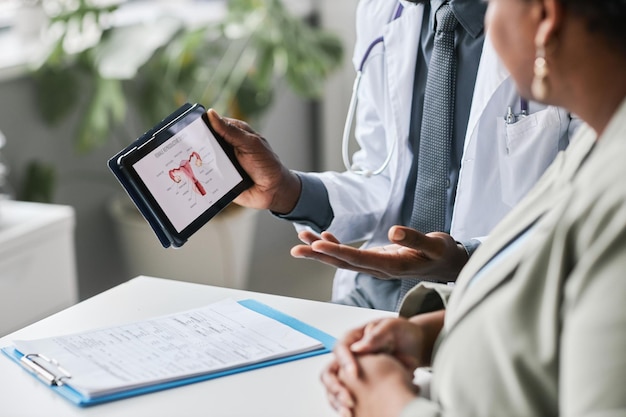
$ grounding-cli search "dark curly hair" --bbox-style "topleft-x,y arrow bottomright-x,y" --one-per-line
562,0 -> 626,55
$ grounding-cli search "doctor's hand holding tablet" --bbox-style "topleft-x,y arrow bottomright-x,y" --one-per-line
205,109 -> 303,216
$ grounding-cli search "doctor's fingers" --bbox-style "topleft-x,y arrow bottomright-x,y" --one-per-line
207,109 -> 270,150
319,231 -> 341,243
296,230 -> 322,245
208,109 -> 257,133
388,226 -> 452,259
290,244 -> 395,279
309,240 -> 423,278
297,230 -> 341,246
225,117 -> 253,132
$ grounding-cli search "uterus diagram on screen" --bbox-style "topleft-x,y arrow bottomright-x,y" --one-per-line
166,147 -> 223,202
169,151 -> 208,196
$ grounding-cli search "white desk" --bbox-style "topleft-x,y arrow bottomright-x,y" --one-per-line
0,200 -> 78,336
0,276 -> 395,417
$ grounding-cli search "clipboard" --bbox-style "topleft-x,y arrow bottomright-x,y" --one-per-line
108,103 -> 252,248
1,299 -> 336,407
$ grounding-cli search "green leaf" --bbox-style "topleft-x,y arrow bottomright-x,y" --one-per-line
75,77 -> 126,153
235,75 -> 274,120
252,42 -> 276,92
19,160 -> 57,203
33,67 -> 81,125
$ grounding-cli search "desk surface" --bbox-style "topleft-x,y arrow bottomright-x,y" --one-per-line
0,276 -> 394,417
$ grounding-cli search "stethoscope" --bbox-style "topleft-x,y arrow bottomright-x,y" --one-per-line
343,3 -> 530,177
342,5 -> 404,177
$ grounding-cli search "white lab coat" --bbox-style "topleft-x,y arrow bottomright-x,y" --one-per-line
300,0 -> 576,300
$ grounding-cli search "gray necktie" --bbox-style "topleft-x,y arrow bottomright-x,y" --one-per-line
397,3 -> 458,310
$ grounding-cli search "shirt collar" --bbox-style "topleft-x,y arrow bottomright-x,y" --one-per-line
427,0 -> 486,39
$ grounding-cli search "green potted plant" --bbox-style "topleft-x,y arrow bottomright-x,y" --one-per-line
27,0 -> 342,155
20,0 -> 343,288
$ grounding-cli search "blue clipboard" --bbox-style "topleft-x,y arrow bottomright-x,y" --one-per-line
1,299 -> 336,407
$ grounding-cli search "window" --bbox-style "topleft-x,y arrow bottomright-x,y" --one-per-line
0,1 -> 19,30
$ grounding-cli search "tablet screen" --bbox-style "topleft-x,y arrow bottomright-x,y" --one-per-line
131,113 -> 244,233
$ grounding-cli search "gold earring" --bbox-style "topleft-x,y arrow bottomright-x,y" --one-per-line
531,44 -> 549,101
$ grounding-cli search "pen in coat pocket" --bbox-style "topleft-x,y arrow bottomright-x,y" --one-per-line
505,98 -> 530,124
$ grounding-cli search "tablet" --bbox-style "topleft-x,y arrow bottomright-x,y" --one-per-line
108,103 -> 252,248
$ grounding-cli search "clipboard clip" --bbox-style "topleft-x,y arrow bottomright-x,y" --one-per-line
20,353 -> 72,386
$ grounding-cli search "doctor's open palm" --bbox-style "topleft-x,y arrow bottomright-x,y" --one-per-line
291,226 -> 468,283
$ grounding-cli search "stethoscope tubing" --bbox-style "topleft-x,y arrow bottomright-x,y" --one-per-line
342,38 -> 397,177
342,6 -> 404,177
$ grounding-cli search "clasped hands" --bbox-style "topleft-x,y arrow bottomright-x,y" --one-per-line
321,310 -> 444,417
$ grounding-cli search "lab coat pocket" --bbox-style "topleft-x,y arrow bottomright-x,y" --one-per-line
497,107 -> 561,207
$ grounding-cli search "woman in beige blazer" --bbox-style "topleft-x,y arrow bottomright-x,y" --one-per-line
321,0 -> 626,416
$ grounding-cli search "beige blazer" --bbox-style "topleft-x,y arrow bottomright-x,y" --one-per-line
399,98 -> 626,417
